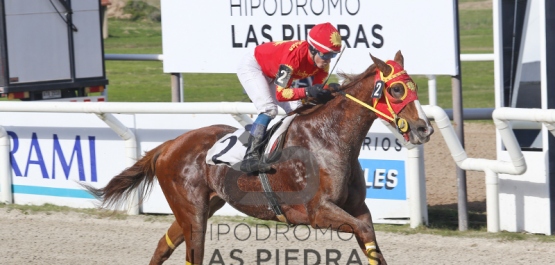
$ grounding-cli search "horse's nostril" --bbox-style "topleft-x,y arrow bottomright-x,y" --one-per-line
417,125 -> 433,136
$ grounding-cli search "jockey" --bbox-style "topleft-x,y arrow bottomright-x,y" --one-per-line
237,22 -> 343,173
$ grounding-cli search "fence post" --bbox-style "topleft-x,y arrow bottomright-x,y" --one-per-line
407,146 -> 425,228
95,113 -> 139,215
485,169 -> 500,232
427,75 -> 437,106
171,73 -> 183,103
0,126 -> 13,204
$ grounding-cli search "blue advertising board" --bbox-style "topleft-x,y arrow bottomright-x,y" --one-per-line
360,159 -> 406,200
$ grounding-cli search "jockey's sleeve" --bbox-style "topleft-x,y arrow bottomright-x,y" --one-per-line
275,85 -> 306,101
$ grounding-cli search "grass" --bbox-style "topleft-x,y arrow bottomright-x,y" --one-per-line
459,9 -> 494,53
101,0 -> 495,109
104,20 -> 249,102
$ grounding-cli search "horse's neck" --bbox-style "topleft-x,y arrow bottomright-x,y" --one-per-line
299,74 -> 378,156
335,80 -> 378,149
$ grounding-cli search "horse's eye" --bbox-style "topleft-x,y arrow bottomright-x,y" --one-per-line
391,86 -> 403,97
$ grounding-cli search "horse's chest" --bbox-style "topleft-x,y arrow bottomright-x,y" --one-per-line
322,163 -> 360,204
321,177 -> 350,204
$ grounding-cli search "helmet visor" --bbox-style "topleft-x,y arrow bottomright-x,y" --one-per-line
317,51 -> 338,60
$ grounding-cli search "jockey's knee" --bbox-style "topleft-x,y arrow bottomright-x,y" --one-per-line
262,107 -> 278,119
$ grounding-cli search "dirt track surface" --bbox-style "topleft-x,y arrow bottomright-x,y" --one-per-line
2,122 -> 555,264
1,205 -> 555,265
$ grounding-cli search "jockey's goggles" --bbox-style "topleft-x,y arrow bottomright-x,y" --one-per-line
317,51 -> 338,60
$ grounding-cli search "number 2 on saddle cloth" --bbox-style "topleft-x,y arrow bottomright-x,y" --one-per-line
205,115 -> 295,168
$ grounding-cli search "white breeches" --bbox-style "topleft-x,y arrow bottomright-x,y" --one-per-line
237,52 -> 301,118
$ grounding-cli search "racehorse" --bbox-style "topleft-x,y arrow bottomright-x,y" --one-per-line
82,51 -> 433,265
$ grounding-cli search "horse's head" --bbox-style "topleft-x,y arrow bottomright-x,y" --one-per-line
368,51 -> 434,144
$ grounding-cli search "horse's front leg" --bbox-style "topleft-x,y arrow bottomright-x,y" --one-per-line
309,202 -> 387,265
348,204 -> 386,265
344,167 -> 388,265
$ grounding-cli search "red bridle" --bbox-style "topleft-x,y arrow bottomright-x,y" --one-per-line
344,60 -> 419,138
371,60 -> 418,122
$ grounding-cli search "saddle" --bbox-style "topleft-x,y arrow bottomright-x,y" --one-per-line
206,114 -> 296,167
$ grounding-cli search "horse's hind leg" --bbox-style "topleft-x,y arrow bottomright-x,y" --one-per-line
149,221 -> 183,265
178,195 -> 226,265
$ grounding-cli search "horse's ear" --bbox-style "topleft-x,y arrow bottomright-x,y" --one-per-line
369,53 -> 392,76
394,50 -> 404,68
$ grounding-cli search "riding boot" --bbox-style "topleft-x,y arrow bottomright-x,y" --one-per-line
240,134 -> 271,173
240,114 -> 272,173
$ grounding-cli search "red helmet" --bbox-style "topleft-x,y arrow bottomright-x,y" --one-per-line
308,23 -> 342,54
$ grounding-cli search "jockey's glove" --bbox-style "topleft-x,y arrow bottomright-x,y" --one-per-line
305,83 -> 339,103
327,83 -> 341,92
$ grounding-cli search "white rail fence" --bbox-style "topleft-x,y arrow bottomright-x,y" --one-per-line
0,102 -> 550,232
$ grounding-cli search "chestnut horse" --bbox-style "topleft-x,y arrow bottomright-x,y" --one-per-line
83,51 -> 433,265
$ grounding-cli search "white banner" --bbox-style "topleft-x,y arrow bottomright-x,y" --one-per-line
162,0 -> 458,75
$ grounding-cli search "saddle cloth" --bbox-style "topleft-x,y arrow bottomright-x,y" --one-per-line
206,115 -> 296,167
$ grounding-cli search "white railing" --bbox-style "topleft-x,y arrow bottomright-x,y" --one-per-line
0,101 -> 541,232
422,106 -> 526,232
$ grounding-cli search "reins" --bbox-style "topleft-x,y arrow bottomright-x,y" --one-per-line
343,90 -> 409,134
304,50 -> 413,134
327,65 -> 411,134
343,94 -> 395,122
322,48 -> 398,123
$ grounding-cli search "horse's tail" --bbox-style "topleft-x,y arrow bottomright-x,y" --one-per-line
81,140 -> 172,209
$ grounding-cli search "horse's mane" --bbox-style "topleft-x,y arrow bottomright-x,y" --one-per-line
293,64 -> 377,116
337,63 -> 377,91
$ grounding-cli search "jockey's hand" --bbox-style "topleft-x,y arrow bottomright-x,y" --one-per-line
326,83 -> 341,92
305,84 -> 334,103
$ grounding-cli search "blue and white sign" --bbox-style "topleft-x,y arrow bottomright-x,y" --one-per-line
2,113 -> 132,208
360,159 -> 406,200
357,121 -> 410,222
